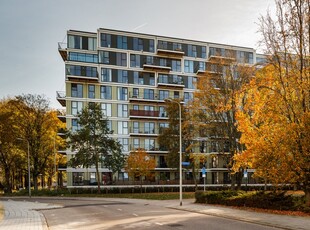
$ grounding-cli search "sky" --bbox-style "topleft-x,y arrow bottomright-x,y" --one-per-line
0,0 -> 275,109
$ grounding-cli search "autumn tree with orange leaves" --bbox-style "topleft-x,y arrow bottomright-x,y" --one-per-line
188,58 -> 254,189
235,0 -> 310,206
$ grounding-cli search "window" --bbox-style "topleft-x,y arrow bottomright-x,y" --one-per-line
159,90 -> 169,100
133,104 -> 139,110
159,106 -> 167,117
106,120 -> 112,132
188,45 -> 197,57
171,60 -> 181,72
159,58 -> 167,66
117,70 -> 128,83
100,51 -> 109,64
144,89 -> 154,100
184,60 -> 194,73
88,85 -> 95,98
68,52 -> 98,63
174,91 -> 179,99
133,88 -> 139,98
184,92 -> 193,103
130,54 -> 140,68
100,86 -> 112,99
118,121 -> 128,134
133,122 -> 139,133
118,138 -> 129,152
144,122 -> 155,134
116,53 -> 127,66
117,35 -> 127,49
88,37 -> 97,51
145,139 -> 155,151
149,40 -> 154,52
101,103 -> 112,117
158,40 -> 168,50
118,104 -> 128,117
159,74 -> 168,84
133,37 -> 143,51
159,123 -> 169,133
66,65 -> 97,77
71,101 -> 83,116
199,62 -> 206,71
101,68 -> 112,82
202,46 -> 207,58
149,76 -> 155,86
101,33 -> 111,47
117,87 -> 128,100
71,84 -> 83,98
133,138 -> 140,150
144,105 -> 154,111
71,119 -> 80,132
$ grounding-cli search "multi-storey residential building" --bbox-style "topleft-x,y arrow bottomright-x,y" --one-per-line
57,28 -> 261,188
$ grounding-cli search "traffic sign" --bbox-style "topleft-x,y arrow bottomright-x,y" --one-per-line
182,162 -> 190,166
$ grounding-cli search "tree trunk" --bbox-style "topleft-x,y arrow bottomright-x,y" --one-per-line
4,167 -> 12,194
304,186 -> 310,207
96,163 -> 101,194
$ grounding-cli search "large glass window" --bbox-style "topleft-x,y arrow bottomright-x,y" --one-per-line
71,101 -> 83,116
117,70 -> 128,83
159,106 -> 167,117
117,87 -> 128,100
71,119 -> 80,132
118,121 -> 128,135
66,65 -> 97,78
88,85 -> 95,98
133,122 -> 139,133
171,60 -> 181,72
101,33 -> 111,47
145,139 -> 155,151
99,51 -> 109,64
144,122 -> 155,134
159,90 -> 169,100
118,104 -> 128,117
184,60 -> 194,73
117,35 -> 127,49
118,138 -> 129,152
149,40 -> 154,52
69,52 -> 98,63
116,53 -> 127,66
130,54 -> 140,68
133,138 -> 140,150
100,86 -> 112,99
184,92 -> 193,103
101,68 -> 112,82
101,103 -> 112,117
144,89 -> 154,100
132,88 -> 139,98
71,84 -> 83,98
133,38 -> 143,51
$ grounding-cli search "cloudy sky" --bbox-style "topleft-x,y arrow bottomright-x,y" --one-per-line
0,0 -> 275,109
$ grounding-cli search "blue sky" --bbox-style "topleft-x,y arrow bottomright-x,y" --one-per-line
0,0 -> 275,109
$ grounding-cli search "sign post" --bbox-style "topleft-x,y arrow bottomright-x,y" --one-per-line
202,167 -> 206,192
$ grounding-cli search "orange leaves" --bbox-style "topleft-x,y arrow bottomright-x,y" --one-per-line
125,149 -> 156,179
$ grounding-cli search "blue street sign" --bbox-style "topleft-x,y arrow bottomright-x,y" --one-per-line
202,167 -> 206,177
182,162 -> 190,166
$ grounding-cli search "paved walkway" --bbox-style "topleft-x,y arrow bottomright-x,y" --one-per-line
0,197 -> 309,230
0,199 -> 61,230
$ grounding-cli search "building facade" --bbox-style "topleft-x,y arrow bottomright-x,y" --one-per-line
57,28 -> 262,187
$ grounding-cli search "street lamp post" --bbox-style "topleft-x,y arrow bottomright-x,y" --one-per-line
17,138 -> 31,198
166,99 -> 182,206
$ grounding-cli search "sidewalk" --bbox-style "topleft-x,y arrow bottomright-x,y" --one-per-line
0,199 -> 62,230
167,199 -> 310,230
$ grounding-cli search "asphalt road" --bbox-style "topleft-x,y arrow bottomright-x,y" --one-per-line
22,197 -> 282,230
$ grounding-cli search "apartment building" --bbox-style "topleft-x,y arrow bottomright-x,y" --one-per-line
57,28 -> 260,187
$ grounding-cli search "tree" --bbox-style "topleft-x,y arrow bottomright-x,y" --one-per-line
0,99 -> 23,193
125,148 -> 156,188
235,0 -> 310,206
10,94 -> 64,192
188,60 -> 254,189
68,103 -> 123,193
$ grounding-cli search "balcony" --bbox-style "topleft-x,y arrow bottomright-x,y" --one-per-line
207,55 -> 236,65
158,78 -> 184,89
129,144 -> 168,153
157,48 -> 184,58
56,91 -> 66,107
58,42 -> 67,61
129,127 -> 159,137
143,64 -> 171,72
129,92 -> 163,103
56,109 -> 66,123
66,75 -> 99,83
129,110 -> 160,118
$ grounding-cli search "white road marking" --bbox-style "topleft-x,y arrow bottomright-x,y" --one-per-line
117,208 -> 122,211
133,213 -> 138,217
155,222 -> 163,226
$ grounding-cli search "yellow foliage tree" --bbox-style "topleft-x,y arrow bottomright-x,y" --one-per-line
235,0 -> 310,206
125,149 -> 156,185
